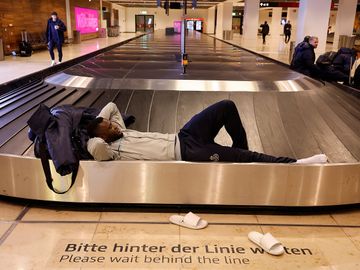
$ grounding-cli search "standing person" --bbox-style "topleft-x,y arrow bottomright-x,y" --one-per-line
283,20 -> 292,43
86,100 -> 327,164
260,21 -> 270,44
46,11 -> 66,66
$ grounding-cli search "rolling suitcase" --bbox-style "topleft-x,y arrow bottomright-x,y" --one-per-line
19,30 -> 32,57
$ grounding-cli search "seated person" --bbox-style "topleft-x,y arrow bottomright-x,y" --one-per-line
332,48 -> 356,76
351,48 -> 360,89
87,100 -> 327,164
318,48 -> 356,83
291,36 -> 322,79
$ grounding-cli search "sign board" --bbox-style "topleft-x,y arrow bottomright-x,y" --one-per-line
75,7 -> 99,34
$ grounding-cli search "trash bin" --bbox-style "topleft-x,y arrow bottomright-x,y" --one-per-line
99,28 -> 107,38
223,30 -> 233,40
73,30 -> 81,44
338,35 -> 356,49
108,26 -> 119,37
289,41 -> 295,64
0,39 -> 4,61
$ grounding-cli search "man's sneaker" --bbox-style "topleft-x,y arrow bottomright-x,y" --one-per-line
51,60 -> 56,66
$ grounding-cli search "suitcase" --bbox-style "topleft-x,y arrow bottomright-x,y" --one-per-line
19,31 -> 32,57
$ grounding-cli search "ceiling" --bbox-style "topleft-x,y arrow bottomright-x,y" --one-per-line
107,0 -> 355,9
108,0 -> 229,9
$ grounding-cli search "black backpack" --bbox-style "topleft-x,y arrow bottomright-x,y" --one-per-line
316,51 -> 338,67
27,105 -> 96,194
27,104 -> 136,194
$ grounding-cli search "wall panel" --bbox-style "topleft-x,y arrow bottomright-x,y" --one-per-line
0,0 -> 65,54
0,0 -> 105,55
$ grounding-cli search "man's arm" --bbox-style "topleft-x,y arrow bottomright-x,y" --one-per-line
59,20 -> 67,32
303,50 -> 317,69
98,102 -> 126,130
87,137 -> 118,161
46,20 -> 50,43
303,50 -> 321,76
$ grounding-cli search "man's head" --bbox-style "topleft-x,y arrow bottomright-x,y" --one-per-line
51,11 -> 58,21
264,21 -> 268,24
303,35 -> 311,43
309,36 -> 319,49
87,117 -> 123,143
287,20 -> 290,24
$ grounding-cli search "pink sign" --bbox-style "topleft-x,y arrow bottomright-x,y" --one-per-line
75,7 -> 99,34
174,21 -> 181,33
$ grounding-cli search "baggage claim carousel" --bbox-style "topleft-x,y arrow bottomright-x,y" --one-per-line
0,31 -> 359,206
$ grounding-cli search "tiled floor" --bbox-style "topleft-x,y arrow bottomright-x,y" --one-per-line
218,34 -> 334,65
0,199 -> 360,269
0,33 -> 139,85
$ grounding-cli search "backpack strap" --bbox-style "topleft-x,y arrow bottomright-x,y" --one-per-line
38,139 -> 78,194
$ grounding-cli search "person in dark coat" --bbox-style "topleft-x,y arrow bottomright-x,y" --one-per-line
46,11 -> 67,66
260,21 -> 270,44
332,48 -> 356,76
291,35 -> 310,64
290,36 -> 322,78
283,20 -> 292,43
316,48 -> 356,83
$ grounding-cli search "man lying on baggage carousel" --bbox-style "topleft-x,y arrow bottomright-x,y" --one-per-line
87,100 -> 328,164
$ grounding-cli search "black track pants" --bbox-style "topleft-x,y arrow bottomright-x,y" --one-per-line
178,100 -> 296,163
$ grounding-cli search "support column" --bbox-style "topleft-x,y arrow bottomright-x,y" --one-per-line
286,7 -> 298,41
296,0 -> 331,53
270,7 -> 282,38
65,0 -> 72,38
100,0 -> 103,21
206,6 -> 216,34
333,0 -> 357,50
215,2 -> 233,39
242,0 -> 260,42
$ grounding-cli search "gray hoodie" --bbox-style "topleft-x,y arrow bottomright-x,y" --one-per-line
87,102 -> 181,161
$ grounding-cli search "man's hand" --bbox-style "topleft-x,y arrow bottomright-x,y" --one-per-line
54,25 -> 59,30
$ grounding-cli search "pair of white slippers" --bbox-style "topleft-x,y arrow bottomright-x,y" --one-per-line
169,212 -> 284,256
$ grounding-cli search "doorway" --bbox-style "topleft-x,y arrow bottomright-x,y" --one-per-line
113,9 -> 119,26
103,11 -> 111,27
135,15 -> 155,32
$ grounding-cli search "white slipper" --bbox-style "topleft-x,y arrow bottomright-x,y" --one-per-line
248,231 -> 284,256
169,212 -> 208,230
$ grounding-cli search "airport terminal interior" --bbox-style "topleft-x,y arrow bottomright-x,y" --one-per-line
0,0 -> 360,269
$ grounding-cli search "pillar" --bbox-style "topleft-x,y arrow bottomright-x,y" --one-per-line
243,0 -> 260,41
270,7 -> 282,38
65,0 -> 72,38
333,0 -> 357,50
207,6 -> 216,34
296,0 -> 331,53
215,2 -> 233,39
100,0 -> 103,21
